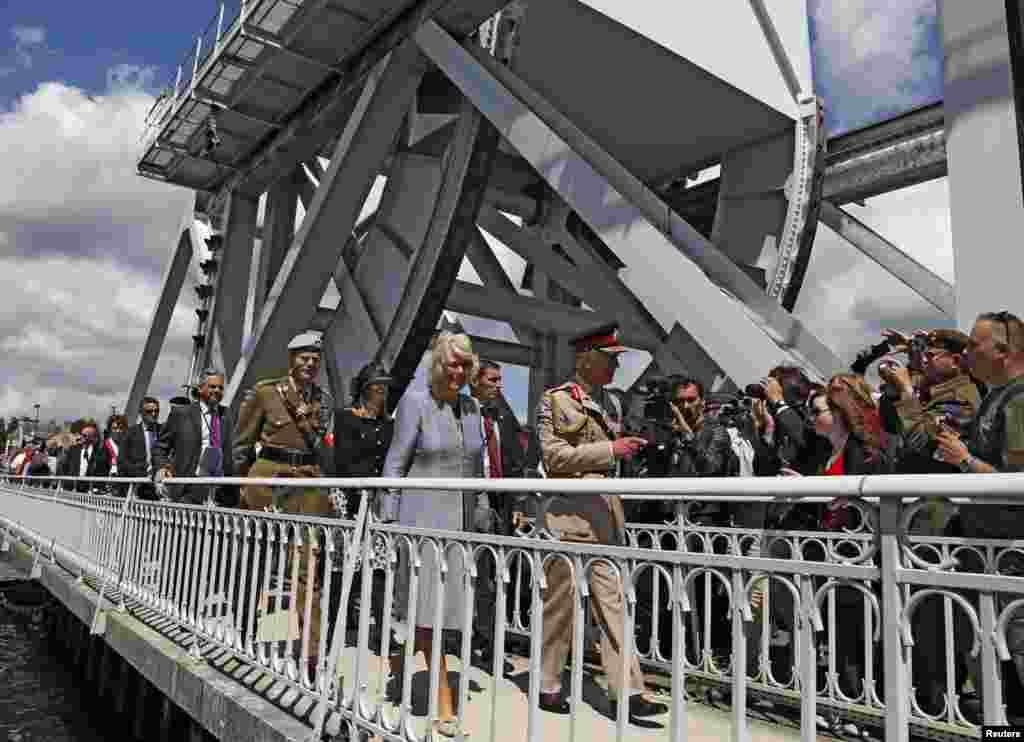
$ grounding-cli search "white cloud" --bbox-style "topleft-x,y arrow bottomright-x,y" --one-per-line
11,26 -> 45,46
107,63 -> 158,93
0,81 -> 195,424
809,0 -> 942,133
11,25 -> 46,69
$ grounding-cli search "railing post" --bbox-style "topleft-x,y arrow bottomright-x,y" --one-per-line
174,65 -> 183,99
978,588 -> 1004,723
879,496 -> 909,742
216,2 -> 226,43
192,36 -> 202,81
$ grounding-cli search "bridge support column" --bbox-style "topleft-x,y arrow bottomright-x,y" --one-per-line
207,191 -> 259,380
133,674 -> 150,740
159,695 -> 174,742
113,655 -> 128,716
246,169 -> 302,349
96,639 -> 110,701
941,0 -> 1024,328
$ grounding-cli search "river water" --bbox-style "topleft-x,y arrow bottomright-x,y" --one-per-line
0,607 -> 106,742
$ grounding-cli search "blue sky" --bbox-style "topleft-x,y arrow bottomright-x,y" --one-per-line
0,1 -> 950,424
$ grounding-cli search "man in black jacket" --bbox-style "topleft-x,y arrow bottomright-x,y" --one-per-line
56,420 -> 110,492
119,397 -> 162,500
471,359 -> 526,528
153,371 -> 236,505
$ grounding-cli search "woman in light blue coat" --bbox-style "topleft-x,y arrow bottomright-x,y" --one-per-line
381,332 -> 486,736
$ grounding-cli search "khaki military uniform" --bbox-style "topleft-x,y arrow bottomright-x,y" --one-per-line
895,373 -> 980,533
536,380 -> 644,698
233,375 -> 334,656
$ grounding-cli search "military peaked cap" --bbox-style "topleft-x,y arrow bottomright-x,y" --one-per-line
570,323 -> 628,354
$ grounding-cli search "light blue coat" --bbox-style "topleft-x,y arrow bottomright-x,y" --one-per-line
381,388 -> 485,631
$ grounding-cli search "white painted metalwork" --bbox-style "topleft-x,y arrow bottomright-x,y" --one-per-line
2,472 -> 1023,742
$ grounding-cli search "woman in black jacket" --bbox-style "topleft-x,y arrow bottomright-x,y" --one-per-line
333,362 -> 395,516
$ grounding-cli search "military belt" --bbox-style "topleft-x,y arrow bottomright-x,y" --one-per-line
259,445 -> 318,467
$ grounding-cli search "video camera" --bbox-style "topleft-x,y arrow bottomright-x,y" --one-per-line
621,376 -> 681,478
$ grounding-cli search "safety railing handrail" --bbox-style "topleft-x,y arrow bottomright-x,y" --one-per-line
7,472 -> 1024,499
3,473 -> 1024,740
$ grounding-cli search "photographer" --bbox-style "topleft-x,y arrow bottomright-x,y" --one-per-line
748,366 -> 827,477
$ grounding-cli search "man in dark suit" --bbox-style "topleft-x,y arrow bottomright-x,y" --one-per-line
153,370 -> 236,506
57,420 -> 111,492
470,359 -> 526,663
119,397 -> 162,500
471,359 -> 526,528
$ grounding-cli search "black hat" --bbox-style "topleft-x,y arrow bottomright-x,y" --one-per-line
351,362 -> 394,402
569,323 -> 627,354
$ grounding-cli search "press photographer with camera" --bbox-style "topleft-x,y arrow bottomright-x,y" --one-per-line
746,366 -> 830,479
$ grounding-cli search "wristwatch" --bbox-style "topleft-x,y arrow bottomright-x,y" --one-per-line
958,455 -> 974,473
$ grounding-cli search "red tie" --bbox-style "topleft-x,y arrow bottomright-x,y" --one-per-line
483,415 -> 503,479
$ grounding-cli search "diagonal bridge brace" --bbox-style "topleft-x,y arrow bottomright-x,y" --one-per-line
415,21 -> 844,384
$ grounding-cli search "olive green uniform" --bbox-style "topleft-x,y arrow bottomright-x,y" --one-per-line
233,375 -> 334,656
536,380 -> 644,698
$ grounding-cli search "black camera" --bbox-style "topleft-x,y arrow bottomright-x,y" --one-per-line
908,334 -> 929,370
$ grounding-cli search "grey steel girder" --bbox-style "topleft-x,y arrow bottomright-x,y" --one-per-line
463,228 -> 532,343
941,0 -> 1024,330
224,43 -> 426,407
823,126 -> 946,206
416,21 -> 843,384
374,99 -> 502,406
125,216 -> 196,418
197,0 -> 511,201
446,281 -> 657,352
246,169 -> 302,345
819,201 -> 955,316
205,192 -> 258,381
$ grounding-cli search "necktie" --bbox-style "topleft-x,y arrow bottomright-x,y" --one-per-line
483,415 -> 503,479
210,412 -> 221,449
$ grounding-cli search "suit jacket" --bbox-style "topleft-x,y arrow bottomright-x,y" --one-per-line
57,443 -> 111,491
153,403 -> 235,503
480,396 -> 525,479
119,422 -> 160,478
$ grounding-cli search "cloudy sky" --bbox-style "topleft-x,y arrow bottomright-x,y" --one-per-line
0,1 -> 947,428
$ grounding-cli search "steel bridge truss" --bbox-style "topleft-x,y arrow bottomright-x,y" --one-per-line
130,0 -> 964,419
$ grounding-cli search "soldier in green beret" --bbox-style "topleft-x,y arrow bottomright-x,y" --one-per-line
233,330 -> 334,676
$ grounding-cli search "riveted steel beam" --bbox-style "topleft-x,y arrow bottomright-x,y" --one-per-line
224,43 -> 426,407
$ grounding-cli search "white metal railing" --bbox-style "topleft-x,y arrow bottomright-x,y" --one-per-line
1,473 -> 1023,742
139,0 -> 247,154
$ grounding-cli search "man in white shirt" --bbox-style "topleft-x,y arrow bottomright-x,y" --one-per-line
153,371 -> 236,505
57,421 -> 110,492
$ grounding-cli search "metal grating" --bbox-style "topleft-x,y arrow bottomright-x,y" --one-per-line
137,0 -> 390,191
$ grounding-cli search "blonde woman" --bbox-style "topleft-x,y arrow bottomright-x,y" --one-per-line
381,332 -> 486,737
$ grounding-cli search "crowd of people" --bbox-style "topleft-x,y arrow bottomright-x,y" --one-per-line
5,309 -> 1024,732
